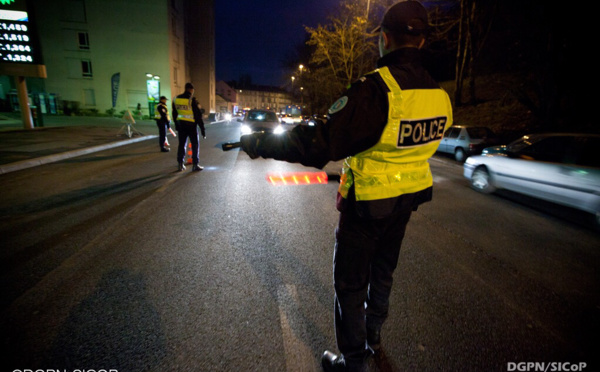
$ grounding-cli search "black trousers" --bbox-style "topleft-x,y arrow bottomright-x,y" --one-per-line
176,121 -> 199,164
156,120 -> 167,149
333,202 -> 413,368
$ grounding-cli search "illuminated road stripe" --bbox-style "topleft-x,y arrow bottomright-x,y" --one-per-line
277,284 -> 315,372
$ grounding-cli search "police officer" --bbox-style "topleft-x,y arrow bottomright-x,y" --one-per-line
172,82 -> 206,171
240,1 -> 452,371
154,96 -> 171,152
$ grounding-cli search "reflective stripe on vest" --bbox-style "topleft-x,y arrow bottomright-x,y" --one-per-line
338,66 -> 453,201
174,97 -> 194,122
154,102 -> 170,121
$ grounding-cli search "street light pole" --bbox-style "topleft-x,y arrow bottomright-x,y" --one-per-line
291,76 -> 295,104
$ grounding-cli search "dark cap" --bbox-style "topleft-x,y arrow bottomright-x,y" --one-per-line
373,0 -> 429,35
185,82 -> 194,90
159,96 -> 168,101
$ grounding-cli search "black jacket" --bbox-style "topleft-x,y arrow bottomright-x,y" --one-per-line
155,102 -> 169,124
254,48 -> 442,169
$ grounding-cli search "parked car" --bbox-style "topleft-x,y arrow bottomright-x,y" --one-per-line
464,133 -> 600,226
437,125 -> 499,161
238,109 -> 285,135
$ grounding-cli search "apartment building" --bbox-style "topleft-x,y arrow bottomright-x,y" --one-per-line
0,0 -> 215,117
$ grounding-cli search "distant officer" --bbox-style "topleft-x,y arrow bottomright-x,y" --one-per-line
240,1 -> 453,371
154,96 -> 171,152
172,82 -> 206,171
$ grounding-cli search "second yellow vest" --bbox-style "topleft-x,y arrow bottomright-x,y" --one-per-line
174,97 -> 194,122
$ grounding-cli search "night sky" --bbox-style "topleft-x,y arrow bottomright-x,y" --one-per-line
214,0 -> 340,87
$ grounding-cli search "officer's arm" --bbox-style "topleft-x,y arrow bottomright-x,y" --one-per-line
323,76 -> 388,160
244,76 -> 387,168
158,105 -> 167,120
172,102 -> 178,121
192,98 -> 206,136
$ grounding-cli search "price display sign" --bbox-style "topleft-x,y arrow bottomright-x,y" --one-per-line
0,0 -> 45,77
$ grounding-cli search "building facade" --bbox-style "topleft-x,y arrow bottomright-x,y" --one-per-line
0,0 -> 215,118
215,80 -> 237,115
235,85 -> 292,114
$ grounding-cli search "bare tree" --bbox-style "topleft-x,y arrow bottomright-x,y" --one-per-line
454,0 -> 497,106
304,0 -> 379,101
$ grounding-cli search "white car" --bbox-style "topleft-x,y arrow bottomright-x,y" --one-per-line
463,133 -> 600,225
238,109 -> 285,135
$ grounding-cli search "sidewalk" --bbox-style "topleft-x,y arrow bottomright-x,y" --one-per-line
0,113 -> 159,174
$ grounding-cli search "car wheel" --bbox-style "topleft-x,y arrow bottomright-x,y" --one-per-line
471,166 -> 496,194
454,148 -> 466,162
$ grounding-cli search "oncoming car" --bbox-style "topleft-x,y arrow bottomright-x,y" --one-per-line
463,133 -> 600,226
239,109 -> 285,135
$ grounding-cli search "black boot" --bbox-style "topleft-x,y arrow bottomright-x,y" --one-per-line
321,351 -> 347,372
192,164 -> 204,171
321,350 -> 368,372
367,326 -> 381,351
178,162 -> 186,171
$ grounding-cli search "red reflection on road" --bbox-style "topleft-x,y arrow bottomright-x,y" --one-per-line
266,171 -> 328,186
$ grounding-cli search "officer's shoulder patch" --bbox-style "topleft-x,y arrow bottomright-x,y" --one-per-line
328,96 -> 348,115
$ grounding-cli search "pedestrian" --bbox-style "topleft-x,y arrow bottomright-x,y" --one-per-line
154,96 -> 171,152
172,82 -> 206,171
239,1 -> 453,371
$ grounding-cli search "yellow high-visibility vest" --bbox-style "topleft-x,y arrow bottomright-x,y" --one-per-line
339,66 -> 453,201
154,102 -> 170,121
174,97 -> 194,122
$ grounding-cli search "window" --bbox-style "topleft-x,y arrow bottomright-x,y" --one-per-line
519,136 -> 570,163
83,89 -> 96,105
78,32 -> 90,50
61,0 -> 87,22
444,127 -> 459,139
81,59 -> 92,77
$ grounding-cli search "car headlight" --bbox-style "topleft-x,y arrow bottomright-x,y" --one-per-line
224,113 -> 232,121
241,124 -> 252,135
274,125 -> 284,135
464,157 -> 477,166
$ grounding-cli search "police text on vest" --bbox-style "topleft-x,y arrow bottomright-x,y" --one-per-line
397,116 -> 447,148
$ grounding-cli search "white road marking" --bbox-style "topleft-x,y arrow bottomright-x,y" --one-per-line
278,284 -> 316,372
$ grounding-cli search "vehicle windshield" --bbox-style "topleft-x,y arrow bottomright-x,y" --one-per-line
506,135 -> 544,152
466,127 -> 496,139
246,111 -> 278,122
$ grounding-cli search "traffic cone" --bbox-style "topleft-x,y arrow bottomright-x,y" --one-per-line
186,142 -> 193,164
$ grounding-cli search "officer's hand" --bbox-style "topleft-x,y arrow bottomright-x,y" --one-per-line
241,134 -> 262,159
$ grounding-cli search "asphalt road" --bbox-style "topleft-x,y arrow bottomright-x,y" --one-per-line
1,121 -> 598,372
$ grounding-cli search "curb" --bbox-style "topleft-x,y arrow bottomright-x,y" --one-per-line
0,134 -> 157,175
